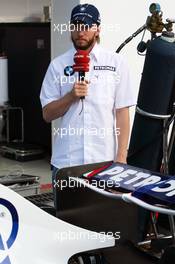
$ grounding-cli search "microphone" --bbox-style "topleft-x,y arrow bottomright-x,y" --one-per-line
73,50 -> 90,99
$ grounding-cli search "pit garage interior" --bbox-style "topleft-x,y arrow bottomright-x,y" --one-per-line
0,1 -> 175,264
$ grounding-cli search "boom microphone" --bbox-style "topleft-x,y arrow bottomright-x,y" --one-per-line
73,50 -> 90,99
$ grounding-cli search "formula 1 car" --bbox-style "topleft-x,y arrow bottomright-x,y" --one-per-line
0,182 -> 114,264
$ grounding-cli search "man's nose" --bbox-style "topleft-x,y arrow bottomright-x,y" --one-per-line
77,30 -> 85,36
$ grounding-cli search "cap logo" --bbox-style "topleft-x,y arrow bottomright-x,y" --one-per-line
80,7 -> 86,11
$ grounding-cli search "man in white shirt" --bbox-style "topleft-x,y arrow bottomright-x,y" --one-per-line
40,3 -> 136,189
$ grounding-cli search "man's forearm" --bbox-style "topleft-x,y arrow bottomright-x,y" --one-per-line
115,107 -> 130,163
42,80 -> 89,122
42,92 -> 76,122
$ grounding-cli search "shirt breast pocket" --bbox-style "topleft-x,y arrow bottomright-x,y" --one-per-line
60,75 -> 75,97
91,71 -> 117,105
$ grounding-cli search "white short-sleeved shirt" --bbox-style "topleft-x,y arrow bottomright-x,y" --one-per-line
40,44 -> 136,168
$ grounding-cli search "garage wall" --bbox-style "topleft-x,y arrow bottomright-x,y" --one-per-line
51,0 -> 81,57
0,0 -> 51,22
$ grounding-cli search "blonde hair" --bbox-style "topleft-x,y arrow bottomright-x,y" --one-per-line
96,35 -> 100,44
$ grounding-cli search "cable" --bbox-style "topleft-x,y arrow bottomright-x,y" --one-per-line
79,99 -> 84,115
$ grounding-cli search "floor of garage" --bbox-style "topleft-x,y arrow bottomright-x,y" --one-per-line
0,155 -> 51,185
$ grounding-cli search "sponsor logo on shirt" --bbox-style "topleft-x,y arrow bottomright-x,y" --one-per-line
94,66 -> 116,72
64,66 -> 75,76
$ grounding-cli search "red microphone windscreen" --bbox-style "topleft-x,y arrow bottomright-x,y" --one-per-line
73,50 -> 90,72
73,64 -> 89,72
73,50 -> 90,64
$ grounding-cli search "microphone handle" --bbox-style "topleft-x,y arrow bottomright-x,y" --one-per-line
79,71 -> 85,100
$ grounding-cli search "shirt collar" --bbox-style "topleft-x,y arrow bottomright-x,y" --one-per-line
89,43 -> 100,62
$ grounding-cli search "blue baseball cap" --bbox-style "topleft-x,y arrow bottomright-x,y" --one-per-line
70,3 -> 101,27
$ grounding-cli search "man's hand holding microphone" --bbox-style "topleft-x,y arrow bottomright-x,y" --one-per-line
70,79 -> 89,100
